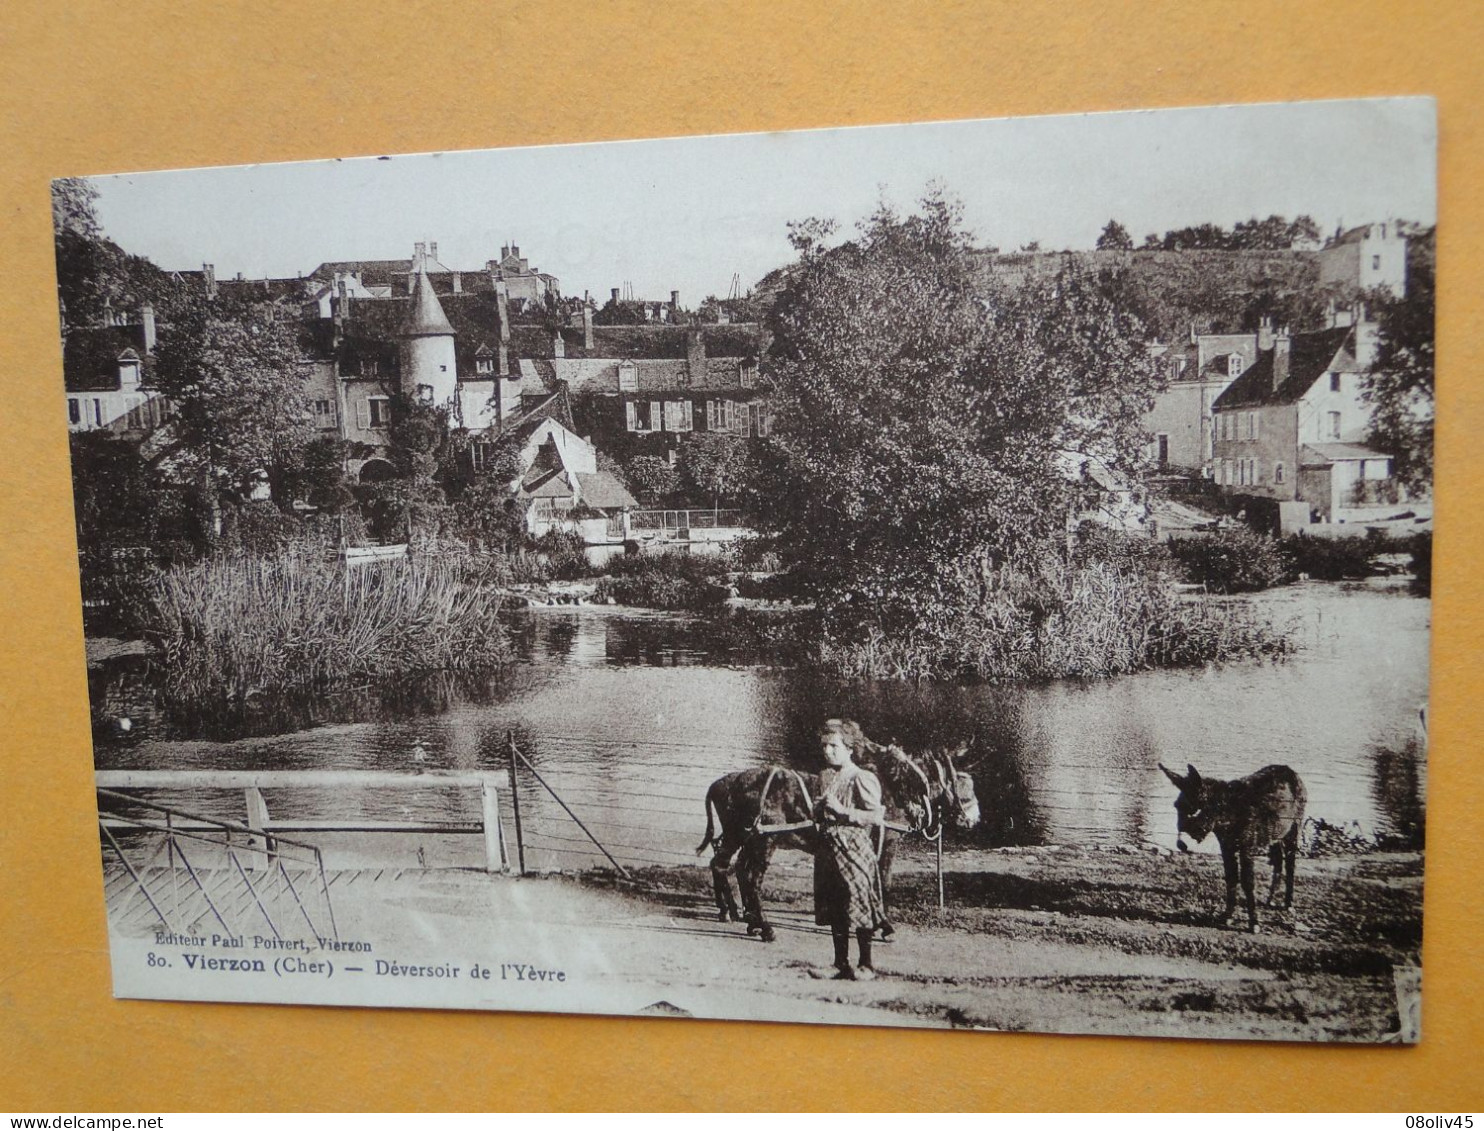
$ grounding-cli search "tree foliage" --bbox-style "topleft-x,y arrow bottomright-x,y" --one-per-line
1096,220 -> 1134,251
1363,228 -> 1435,492
762,191 -> 1163,649
678,432 -> 752,505
151,294 -> 315,510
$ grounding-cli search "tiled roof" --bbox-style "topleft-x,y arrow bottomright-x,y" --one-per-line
404,270 -> 455,336
553,357 -> 760,395
509,323 -> 764,362
575,470 -> 637,510
1211,327 -> 1354,410
1300,443 -> 1391,466
62,324 -> 151,391
304,292 -> 505,380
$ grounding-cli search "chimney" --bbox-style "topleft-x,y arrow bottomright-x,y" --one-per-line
511,244 -> 519,260
494,280 -> 510,374
670,290 -> 680,312
141,303 -> 156,354
553,331 -> 565,359
1355,316 -> 1379,368
611,287 -> 621,304
1188,321 -> 1198,345
203,263 -> 217,298
1257,315 -> 1274,351
100,296 -> 113,328
686,329 -> 705,383
1272,328 -> 1291,393
501,244 -> 510,261
452,271 -> 462,294
429,241 -> 438,262
582,302 -> 594,350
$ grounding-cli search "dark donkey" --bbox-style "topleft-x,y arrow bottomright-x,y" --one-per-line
697,742 -> 981,942
1159,762 -> 1307,932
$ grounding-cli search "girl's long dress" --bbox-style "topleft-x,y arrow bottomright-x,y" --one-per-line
813,764 -> 886,930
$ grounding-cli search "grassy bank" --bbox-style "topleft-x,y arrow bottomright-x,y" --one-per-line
145,551 -> 509,706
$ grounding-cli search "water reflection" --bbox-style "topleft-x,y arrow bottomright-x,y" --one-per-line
92,585 -> 1428,865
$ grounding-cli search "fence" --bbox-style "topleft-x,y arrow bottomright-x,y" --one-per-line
629,509 -> 744,532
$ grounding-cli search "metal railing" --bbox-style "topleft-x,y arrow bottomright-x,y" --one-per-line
97,787 -> 338,945
96,769 -> 511,874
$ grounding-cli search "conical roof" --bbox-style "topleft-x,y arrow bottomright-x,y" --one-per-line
402,267 -> 455,337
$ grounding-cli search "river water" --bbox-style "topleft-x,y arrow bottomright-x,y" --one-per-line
93,581 -> 1429,870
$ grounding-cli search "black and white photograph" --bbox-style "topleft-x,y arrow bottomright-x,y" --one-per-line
62,97 -> 1434,1043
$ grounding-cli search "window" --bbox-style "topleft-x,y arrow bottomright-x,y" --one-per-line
663,400 -> 693,433
750,402 -> 770,438
740,362 -> 757,389
367,397 -> 392,428
625,400 -> 655,432
313,399 -> 336,426
1327,411 -> 1342,440
93,398 -> 103,427
1227,353 -> 1244,377
1330,373 -> 1341,393
476,357 -> 494,375
417,384 -> 435,405
1156,434 -> 1169,467
1274,462 -> 1286,484
706,399 -> 736,433
68,398 -> 80,424
471,441 -> 496,471
1170,356 -> 1186,380
363,360 -> 379,378
1252,412 -> 1260,440
618,362 -> 638,391
1372,255 -> 1382,270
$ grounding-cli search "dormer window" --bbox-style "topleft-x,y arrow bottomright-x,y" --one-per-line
618,362 -> 638,391
363,359 -> 379,378
740,362 -> 758,389
476,357 -> 494,375
1227,353 -> 1244,378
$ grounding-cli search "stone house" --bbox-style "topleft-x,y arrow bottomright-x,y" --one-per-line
62,303 -> 171,437
1318,221 -> 1407,298
1145,327 -> 1264,473
1210,320 -> 1394,525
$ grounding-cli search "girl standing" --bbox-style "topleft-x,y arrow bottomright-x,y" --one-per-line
811,718 -> 886,981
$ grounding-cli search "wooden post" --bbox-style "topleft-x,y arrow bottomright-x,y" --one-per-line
507,732 -> 526,876
245,786 -> 273,873
936,832 -> 945,912
480,779 -> 507,874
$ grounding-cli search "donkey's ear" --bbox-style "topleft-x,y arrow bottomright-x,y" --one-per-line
1159,763 -> 1186,789
1186,763 -> 1202,786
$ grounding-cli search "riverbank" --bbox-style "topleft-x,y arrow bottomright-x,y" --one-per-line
574,841 -> 1422,1042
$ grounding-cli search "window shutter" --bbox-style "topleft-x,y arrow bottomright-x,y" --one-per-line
357,400 -> 369,430
626,401 -> 637,432
1253,412 -> 1261,440
651,401 -> 662,432
681,400 -> 693,432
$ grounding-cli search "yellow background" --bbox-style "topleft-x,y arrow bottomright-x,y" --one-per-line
2,0 -> 1478,1112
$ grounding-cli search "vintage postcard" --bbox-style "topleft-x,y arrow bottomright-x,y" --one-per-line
62,97 -> 1433,1041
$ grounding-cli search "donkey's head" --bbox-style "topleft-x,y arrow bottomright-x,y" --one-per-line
932,744 -> 982,831
1160,762 -> 1215,847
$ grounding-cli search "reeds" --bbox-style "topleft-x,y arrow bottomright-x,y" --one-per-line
145,551 -> 509,706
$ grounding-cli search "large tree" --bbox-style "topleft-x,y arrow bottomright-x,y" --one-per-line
1363,228 -> 1435,493
150,294 -> 315,532
761,191 -> 1163,646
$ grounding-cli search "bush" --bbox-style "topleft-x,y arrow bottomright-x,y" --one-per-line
819,552 -> 1292,681
1280,531 -> 1381,581
1168,526 -> 1288,592
1408,531 -> 1432,596
594,551 -> 732,610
